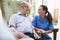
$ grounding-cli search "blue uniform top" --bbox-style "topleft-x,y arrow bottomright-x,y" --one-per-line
32,16 -> 54,40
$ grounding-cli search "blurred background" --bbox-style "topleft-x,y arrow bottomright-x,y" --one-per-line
0,0 -> 60,40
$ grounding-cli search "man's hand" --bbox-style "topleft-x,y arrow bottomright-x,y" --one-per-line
33,30 -> 40,39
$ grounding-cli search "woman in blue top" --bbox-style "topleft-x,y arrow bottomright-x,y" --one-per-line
32,5 -> 54,40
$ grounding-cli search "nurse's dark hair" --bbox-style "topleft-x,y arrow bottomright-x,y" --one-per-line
40,5 -> 53,23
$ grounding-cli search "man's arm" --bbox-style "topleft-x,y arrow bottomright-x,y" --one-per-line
9,14 -> 17,28
10,27 -> 29,39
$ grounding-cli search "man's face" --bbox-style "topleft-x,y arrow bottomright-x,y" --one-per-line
20,5 -> 28,14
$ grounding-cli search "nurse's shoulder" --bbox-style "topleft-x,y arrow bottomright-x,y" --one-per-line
33,15 -> 40,19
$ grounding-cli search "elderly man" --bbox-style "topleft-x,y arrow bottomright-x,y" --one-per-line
9,1 -> 39,40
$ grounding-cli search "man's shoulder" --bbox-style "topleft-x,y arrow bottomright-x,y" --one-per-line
12,12 -> 20,17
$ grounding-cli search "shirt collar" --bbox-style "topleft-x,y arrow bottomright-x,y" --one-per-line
38,15 -> 47,22
18,12 -> 28,17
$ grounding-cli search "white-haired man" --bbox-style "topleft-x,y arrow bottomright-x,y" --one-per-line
9,1 -> 39,40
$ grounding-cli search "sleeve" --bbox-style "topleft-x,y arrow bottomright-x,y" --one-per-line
49,23 -> 54,30
9,14 -> 17,28
32,16 -> 37,27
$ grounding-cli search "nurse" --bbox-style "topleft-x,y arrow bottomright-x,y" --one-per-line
32,5 -> 54,40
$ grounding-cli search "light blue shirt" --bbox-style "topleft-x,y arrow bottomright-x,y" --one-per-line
9,12 -> 33,33
32,16 -> 54,40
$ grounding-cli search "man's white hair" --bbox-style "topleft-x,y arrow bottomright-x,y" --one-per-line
20,1 -> 31,9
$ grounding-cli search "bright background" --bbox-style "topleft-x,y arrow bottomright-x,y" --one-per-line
0,0 -> 60,40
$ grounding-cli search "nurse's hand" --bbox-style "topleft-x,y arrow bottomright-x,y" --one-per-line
36,29 -> 42,34
35,28 -> 45,34
39,29 -> 46,34
34,28 -> 42,34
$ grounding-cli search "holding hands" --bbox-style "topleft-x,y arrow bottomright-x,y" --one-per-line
34,28 -> 46,34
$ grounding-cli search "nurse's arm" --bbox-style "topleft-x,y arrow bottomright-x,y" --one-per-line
34,28 -> 53,34
41,30 -> 53,34
43,23 -> 54,34
42,22 -> 54,34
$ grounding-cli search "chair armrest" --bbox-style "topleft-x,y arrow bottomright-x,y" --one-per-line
53,29 -> 58,40
53,29 -> 58,32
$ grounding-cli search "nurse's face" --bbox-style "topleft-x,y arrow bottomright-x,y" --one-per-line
38,7 -> 46,16
20,5 -> 28,15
